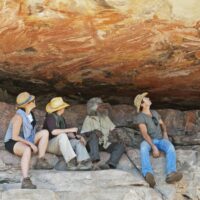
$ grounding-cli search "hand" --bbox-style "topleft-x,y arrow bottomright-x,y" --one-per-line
70,127 -> 78,133
29,143 -> 38,154
67,132 -> 76,139
79,136 -> 87,146
152,145 -> 160,158
94,130 -> 103,138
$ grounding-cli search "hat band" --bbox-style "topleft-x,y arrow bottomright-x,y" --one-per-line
17,95 -> 33,106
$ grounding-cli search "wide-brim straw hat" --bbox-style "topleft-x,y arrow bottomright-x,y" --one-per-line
46,97 -> 70,113
16,92 -> 35,108
134,92 -> 148,113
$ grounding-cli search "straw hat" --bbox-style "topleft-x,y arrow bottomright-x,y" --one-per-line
46,97 -> 70,113
134,92 -> 148,113
16,92 -> 35,108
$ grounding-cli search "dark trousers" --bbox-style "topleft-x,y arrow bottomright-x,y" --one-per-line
83,131 -> 125,168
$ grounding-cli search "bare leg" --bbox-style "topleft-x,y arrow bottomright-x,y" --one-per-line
13,142 -> 31,178
34,129 -> 49,158
34,130 -> 53,169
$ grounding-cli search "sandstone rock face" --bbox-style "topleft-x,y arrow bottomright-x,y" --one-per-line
1,2 -> 200,199
0,1 -> 200,108
0,100 -> 199,199
2,189 -> 59,200
0,148 -> 199,200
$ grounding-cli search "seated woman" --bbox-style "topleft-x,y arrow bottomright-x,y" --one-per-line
43,97 -> 91,171
4,92 -> 52,189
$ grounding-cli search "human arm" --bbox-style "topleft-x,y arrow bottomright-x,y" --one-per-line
159,119 -> 169,140
52,128 -> 78,136
75,134 -> 87,145
138,123 -> 160,158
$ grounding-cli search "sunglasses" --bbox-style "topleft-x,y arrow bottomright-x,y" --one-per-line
152,116 -> 159,126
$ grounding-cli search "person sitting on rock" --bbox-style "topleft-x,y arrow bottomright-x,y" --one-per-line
134,92 -> 183,188
81,97 -> 125,170
4,92 -> 52,189
43,97 -> 91,171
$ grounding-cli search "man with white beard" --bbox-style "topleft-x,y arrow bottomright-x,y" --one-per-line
81,97 -> 125,170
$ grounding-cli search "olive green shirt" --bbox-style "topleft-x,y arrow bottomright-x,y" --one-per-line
136,110 -> 162,139
81,115 -> 115,149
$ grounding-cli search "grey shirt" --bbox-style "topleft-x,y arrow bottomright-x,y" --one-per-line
136,110 -> 162,139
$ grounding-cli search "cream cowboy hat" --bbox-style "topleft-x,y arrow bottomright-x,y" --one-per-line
134,92 -> 148,113
16,92 -> 35,108
46,97 -> 70,113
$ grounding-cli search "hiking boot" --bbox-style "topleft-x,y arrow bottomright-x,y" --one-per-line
66,159 -> 78,171
34,157 -> 53,170
145,173 -> 156,188
166,172 -> 183,184
91,163 -> 101,171
21,177 -> 37,189
54,158 -> 77,171
77,162 -> 91,171
99,163 -> 110,170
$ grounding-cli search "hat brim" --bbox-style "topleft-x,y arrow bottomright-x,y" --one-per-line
46,102 -> 70,113
136,92 -> 148,112
17,95 -> 35,108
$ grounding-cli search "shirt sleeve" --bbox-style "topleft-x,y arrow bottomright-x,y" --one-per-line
136,114 -> 146,125
80,116 -> 94,134
45,115 -> 57,134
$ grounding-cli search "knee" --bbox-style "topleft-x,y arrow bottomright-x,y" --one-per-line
90,132 -> 96,138
90,132 -> 99,141
24,146 -> 31,156
42,129 -> 49,139
163,139 -> 176,153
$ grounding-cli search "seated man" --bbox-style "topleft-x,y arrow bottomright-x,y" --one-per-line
134,92 -> 182,188
43,97 -> 91,170
81,97 -> 125,170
